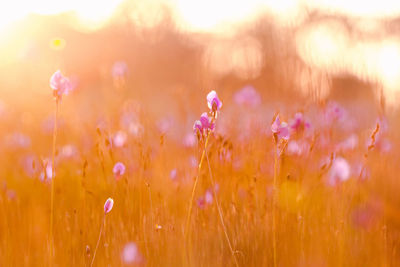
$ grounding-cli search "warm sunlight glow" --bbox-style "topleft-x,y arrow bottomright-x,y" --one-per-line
2,0 -> 400,33
308,0 -> 400,17
173,0 -> 268,33
0,0 -> 123,33
378,42 -> 400,85
3,0 -> 400,266
296,21 -> 349,70
1,0 -> 400,101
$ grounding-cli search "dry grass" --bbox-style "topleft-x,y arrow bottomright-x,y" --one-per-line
0,84 -> 399,267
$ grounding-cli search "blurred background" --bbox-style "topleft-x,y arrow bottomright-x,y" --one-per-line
2,0 -> 400,110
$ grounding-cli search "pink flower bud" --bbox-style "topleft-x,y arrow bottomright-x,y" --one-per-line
207,90 -> 222,112
113,162 -> 126,180
104,198 -> 114,214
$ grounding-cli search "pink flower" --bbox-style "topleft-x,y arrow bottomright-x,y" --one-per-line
199,112 -> 215,131
325,101 -> 345,123
113,162 -> 126,180
205,189 -> 213,204
271,115 -> 290,141
170,168 -> 177,181
207,90 -> 222,113
113,131 -> 127,147
60,144 -> 78,159
234,85 -> 261,107
122,242 -> 144,264
290,112 -> 311,133
183,133 -> 196,147
50,70 -> 72,100
327,157 -> 350,186
104,198 -> 114,214
193,113 -> 215,139
45,161 -> 53,180
193,120 -> 203,135
39,159 -> 53,182
197,196 -> 206,209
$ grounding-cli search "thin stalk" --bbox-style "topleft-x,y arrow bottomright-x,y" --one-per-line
184,134 -> 210,256
272,143 -> 278,267
90,215 -> 105,267
204,144 -> 239,267
49,98 -> 59,260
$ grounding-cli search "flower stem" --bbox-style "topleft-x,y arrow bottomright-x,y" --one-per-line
272,143 -> 278,267
90,215 -> 105,267
49,98 -> 59,261
184,134 -> 210,259
204,143 -> 239,267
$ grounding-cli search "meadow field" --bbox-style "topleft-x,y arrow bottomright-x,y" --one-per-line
1,1 -> 400,266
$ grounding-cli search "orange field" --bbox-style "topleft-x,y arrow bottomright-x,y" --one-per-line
1,1 -> 400,266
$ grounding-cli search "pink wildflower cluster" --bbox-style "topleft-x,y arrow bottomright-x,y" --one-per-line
193,90 -> 222,140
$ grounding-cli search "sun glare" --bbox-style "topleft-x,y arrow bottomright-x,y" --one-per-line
0,0 -> 123,33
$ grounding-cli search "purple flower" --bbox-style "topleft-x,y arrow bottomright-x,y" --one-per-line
40,159 -> 53,182
234,85 -> 261,107
271,115 -> 290,141
199,112 -> 215,131
113,131 -> 127,148
327,157 -> 350,186
183,133 -> 196,147
193,120 -> 203,135
197,196 -> 206,209
325,101 -> 345,123
113,162 -> 126,180
121,242 -> 144,265
50,70 -> 72,100
170,168 -> 177,181
205,189 -> 213,204
104,198 -> 114,214
207,90 -> 222,113
290,112 -> 311,133
60,144 -> 78,159
193,113 -> 215,138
